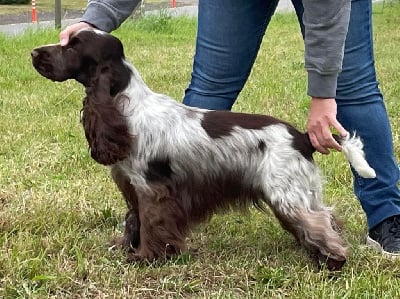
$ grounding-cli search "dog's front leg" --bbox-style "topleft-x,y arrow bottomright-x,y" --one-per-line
111,209 -> 140,251
110,167 -> 140,250
127,185 -> 188,262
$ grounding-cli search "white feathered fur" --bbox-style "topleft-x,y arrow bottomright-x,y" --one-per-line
341,135 -> 376,178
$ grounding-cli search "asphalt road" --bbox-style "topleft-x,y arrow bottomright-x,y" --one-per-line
0,0 -> 295,36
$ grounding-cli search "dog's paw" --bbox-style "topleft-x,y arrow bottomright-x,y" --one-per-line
109,236 -> 136,252
126,251 -> 155,264
316,253 -> 347,271
125,245 -> 179,263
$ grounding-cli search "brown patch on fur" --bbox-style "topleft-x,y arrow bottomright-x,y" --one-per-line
201,111 -> 284,139
292,129 -> 316,161
202,111 -> 316,160
82,72 -> 133,165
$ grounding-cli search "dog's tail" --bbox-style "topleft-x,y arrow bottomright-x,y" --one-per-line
334,133 -> 376,179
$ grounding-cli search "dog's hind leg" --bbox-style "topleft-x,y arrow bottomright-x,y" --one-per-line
128,185 -> 188,262
110,167 -> 140,250
272,206 -> 347,270
262,160 -> 348,270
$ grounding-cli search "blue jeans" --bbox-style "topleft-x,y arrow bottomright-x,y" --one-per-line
183,0 -> 400,229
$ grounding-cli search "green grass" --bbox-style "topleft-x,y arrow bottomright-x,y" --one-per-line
1,3 -> 400,297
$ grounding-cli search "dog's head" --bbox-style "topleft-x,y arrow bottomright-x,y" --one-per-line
31,28 -> 130,95
32,28 -> 134,166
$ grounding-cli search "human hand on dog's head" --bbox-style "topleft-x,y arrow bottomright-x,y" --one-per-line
59,22 -> 93,46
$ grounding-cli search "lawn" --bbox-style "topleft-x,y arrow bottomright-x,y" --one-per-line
1,3 -> 400,298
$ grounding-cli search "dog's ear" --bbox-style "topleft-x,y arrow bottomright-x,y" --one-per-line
82,70 -> 133,165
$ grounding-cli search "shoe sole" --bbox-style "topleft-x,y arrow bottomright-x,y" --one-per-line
366,236 -> 400,259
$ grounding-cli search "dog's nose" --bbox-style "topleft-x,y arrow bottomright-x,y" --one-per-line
31,49 -> 39,58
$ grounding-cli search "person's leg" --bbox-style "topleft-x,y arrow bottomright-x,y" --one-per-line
335,0 -> 400,248
290,0 -> 305,38
183,0 -> 280,110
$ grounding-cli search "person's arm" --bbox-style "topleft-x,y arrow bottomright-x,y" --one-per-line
60,0 -> 140,46
303,0 -> 351,99
302,0 -> 351,154
81,0 -> 141,33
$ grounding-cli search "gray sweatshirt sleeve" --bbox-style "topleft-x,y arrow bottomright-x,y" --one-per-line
302,0 -> 351,98
81,0 -> 141,32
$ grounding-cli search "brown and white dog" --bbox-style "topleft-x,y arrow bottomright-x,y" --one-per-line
31,28 -> 376,271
